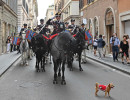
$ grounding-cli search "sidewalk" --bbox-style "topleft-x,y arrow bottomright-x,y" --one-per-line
86,50 -> 130,75
0,51 -> 21,76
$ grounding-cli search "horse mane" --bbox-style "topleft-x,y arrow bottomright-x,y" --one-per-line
53,31 -> 76,51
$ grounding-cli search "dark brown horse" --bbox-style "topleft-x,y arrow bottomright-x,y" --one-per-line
50,32 -> 76,85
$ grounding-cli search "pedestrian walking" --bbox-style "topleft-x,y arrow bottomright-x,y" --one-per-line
10,36 -> 13,52
97,35 -> 104,59
110,33 -> 120,62
120,35 -> 130,64
6,36 -> 10,53
102,35 -> 107,57
127,35 -> 130,58
93,36 -> 98,56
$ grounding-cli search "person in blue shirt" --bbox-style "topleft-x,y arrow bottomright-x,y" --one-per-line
110,33 -> 120,62
97,35 -> 104,59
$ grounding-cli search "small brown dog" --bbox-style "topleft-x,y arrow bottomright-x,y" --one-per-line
95,82 -> 114,97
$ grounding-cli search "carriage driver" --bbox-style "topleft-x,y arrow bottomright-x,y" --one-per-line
17,23 -> 28,54
46,12 -> 65,35
19,23 -> 28,36
68,19 -> 77,35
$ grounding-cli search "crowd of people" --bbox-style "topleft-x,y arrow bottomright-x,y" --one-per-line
92,33 -> 130,65
6,36 -> 17,53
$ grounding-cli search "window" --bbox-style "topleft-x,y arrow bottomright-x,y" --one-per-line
51,12 -> 53,15
22,0 -> 25,8
87,0 -> 95,5
79,0 -> 84,9
26,3 -> 28,13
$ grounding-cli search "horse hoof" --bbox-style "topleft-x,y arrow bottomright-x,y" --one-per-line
53,80 -> 58,84
36,69 -> 40,72
70,68 -> 73,71
20,63 -> 23,66
26,63 -> 28,66
61,80 -> 66,85
42,69 -> 45,72
79,68 -> 83,71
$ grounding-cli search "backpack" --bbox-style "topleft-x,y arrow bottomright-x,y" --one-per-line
102,40 -> 106,47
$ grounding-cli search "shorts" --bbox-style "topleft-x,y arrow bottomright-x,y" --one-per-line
93,46 -> 97,50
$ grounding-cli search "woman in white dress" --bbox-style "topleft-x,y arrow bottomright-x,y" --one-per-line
6,36 -> 11,53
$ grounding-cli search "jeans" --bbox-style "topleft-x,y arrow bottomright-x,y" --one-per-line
97,48 -> 103,58
112,46 -> 119,61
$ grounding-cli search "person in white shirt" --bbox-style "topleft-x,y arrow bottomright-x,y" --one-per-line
93,36 -> 98,56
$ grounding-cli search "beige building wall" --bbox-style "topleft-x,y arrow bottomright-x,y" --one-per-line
28,0 -> 38,28
45,5 -> 55,32
17,0 -> 29,33
80,0 -> 118,53
0,1 -> 17,54
61,0 -> 80,25
45,5 -> 55,22
118,0 -> 130,40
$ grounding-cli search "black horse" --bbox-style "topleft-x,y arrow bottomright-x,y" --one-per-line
68,27 -> 85,71
31,34 -> 48,72
50,32 -> 76,85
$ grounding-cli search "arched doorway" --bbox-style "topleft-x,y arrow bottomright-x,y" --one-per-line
94,17 -> 99,37
89,19 -> 92,34
105,8 -> 114,53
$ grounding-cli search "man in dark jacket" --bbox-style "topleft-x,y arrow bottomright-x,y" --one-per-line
18,23 -> 28,54
97,35 -> 104,59
46,12 -> 65,35
19,23 -> 28,36
68,19 -> 77,35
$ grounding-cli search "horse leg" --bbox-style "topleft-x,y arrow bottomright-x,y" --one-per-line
25,52 -> 28,66
53,61 -> 58,84
49,53 -> 52,64
79,52 -> 83,71
70,56 -> 74,71
58,67 -> 61,77
41,56 -> 45,72
21,52 -> 24,65
36,55 -> 40,72
61,61 -> 66,85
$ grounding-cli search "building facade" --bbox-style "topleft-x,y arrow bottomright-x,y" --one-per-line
54,0 -> 80,25
45,5 -> 55,22
17,0 -> 38,32
17,0 -> 29,32
45,5 -> 55,32
28,0 -> 38,28
0,0 -> 17,54
80,0 -> 119,53
118,0 -> 130,39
